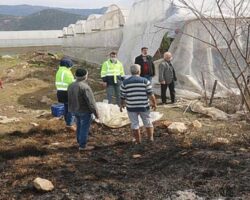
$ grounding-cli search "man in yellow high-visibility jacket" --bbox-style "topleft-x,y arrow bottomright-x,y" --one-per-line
55,58 -> 75,131
101,52 -> 125,105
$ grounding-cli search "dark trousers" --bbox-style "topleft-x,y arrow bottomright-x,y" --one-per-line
161,81 -> 175,103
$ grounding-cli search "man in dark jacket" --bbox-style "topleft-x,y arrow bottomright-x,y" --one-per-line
159,52 -> 177,104
68,68 -> 99,151
135,47 -> 155,82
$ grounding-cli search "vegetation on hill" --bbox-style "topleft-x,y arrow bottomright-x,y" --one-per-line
0,5 -> 107,31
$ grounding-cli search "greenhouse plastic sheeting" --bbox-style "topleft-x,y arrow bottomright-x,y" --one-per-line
118,0 -> 250,97
63,28 -> 123,64
0,30 -> 62,47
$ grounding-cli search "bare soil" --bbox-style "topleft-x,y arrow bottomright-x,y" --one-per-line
0,51 -> 249,200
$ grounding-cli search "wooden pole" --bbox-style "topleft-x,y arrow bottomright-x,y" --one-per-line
201,72 -> 208,106
209,80 -> 218,107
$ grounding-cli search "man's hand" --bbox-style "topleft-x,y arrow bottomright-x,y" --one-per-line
160,81 -> 165,84
95,111 -> 100,119
151,104 -> 157,111
149,94 -> 157,111
120,100 -> 126,112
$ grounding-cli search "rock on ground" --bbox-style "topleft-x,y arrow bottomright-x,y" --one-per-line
33,177 -> 54,192
191,120 -> 202,129
168,122 -> 188,134
166,190 -> 204,200
0,116 -> 20,124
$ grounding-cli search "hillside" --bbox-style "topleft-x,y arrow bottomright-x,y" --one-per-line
0,5 -> 107,31
0,4 -> 107,16
0,9 -> 86,31
16,9 -> 86,30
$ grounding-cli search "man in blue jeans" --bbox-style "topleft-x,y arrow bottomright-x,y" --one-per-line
68,68 -> 99,151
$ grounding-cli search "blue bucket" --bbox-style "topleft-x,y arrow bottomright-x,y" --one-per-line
51,103 -> 64,117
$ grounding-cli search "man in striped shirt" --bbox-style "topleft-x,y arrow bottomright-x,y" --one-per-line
120,64 -> 157,144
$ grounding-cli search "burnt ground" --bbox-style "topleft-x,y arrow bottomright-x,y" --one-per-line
0,51 -> 250,199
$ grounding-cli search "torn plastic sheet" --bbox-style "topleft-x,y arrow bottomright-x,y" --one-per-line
95,102 -> 163,128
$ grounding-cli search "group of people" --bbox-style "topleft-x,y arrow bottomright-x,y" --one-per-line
55,47 -> 177,151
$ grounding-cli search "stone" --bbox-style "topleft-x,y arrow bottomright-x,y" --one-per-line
40,96 -> 53,105
30,122 -> 39,127
163,120 -> 172,127
229,160 -> 240,166
0,116 -> 20,124
211,138 -> 230,146
167,190 -> 203,200
191,120 -> 202,129
132,154 -> 142,159
2,55 -> 14,59
7,69 -> 14,74
17,110 -> 29,114
33,177 -> 54,191
168,122 -> 188,134
36,110 -> 51,118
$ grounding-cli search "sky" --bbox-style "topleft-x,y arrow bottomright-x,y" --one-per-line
0,0 -> 135,9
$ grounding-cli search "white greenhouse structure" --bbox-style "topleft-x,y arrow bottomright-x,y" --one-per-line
75,20 -> 86,34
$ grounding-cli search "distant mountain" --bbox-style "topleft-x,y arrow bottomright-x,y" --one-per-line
0,9 -> 87,31
0,4 -> 107,17
0,5 -> 107,31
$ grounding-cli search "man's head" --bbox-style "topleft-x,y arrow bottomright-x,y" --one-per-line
75,68 -> 88,80
60,57 -> 73,68
163,52 -> 172,61
141,47 -> 148,56
110,51 -> 117,63
130,64 -> 141,75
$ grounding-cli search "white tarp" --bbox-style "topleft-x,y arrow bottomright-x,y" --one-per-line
118,0 -> 250,97
96,102 -> 163,128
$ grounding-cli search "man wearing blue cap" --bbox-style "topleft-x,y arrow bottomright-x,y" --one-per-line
55,58 -> 75,131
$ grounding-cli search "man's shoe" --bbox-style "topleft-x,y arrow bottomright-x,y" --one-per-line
79,146 -> 95,151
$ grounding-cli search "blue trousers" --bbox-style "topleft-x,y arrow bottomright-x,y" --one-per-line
142,75 -> 152,83
64,103 -> 75,126
74,112 -> 92,148
106,84 -> 120,105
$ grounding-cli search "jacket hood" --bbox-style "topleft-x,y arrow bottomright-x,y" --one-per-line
60,58 -> 73,68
